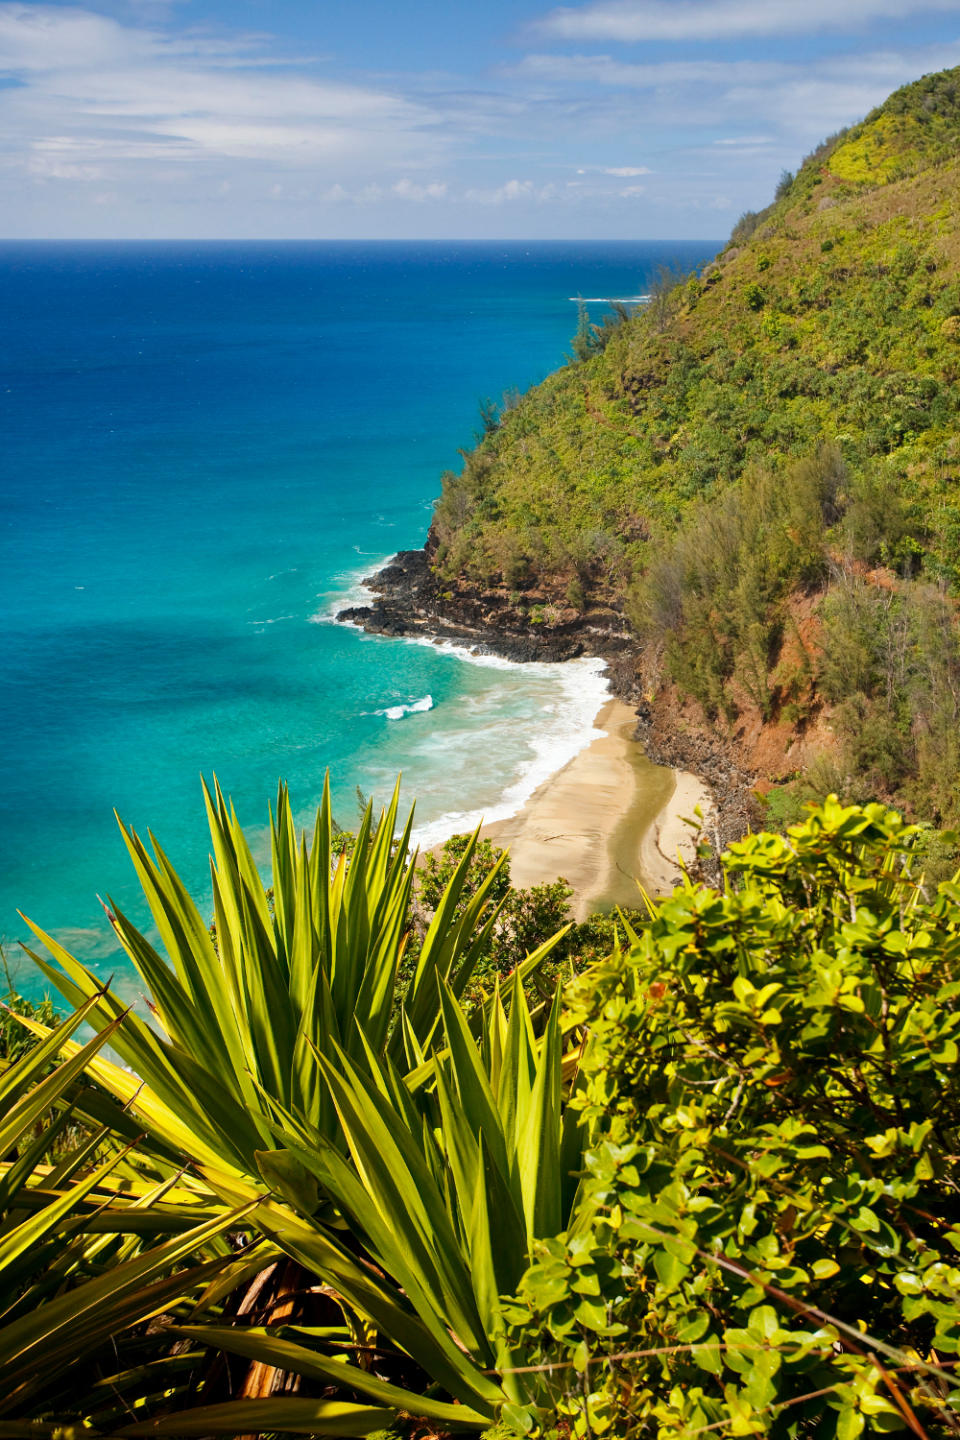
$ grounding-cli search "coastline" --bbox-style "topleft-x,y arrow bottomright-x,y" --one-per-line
331,560 -> 721,903
480,698 -> 714,920
336,544 -> 753,855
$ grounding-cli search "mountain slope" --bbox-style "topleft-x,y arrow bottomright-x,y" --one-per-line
420,66 -> 960,829
433,66 -> 960,598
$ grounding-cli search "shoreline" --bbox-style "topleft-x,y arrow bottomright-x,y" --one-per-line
336,545 -> 755,851
331,590 -> 719,902
405,652 -> 612,852
480,698 -> 714,920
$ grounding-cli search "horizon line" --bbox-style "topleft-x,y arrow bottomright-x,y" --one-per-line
0,235 -> 725,245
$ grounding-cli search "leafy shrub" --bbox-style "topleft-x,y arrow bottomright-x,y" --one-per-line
730,210 -> 763,246
840,467 -> 923,570
499,797 -> 960,1438
416,833 -> 650,1000
633,448 -> 839,718
775,168 -> 795,200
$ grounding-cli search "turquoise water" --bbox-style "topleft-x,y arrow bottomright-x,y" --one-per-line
0,240 -> 715,998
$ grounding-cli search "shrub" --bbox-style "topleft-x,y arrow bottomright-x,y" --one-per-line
500,797 -> 960,1438
775,168 -> 795,200
730,210 -> 763,246
633,448 -> 838,718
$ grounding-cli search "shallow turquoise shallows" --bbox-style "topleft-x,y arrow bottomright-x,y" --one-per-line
0,239 -> 715,998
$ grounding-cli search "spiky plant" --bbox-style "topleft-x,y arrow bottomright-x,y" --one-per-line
16,778 -> 576,1434
20,777 -> 559,1176
0,995 -> 256,1432
110,976 -> 588,1435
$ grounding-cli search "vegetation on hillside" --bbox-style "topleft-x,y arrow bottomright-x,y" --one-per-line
430,65 -> 960,826
3,782 -> 960,1436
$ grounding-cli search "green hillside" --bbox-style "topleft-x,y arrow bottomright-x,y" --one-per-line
431,65 -> 960,826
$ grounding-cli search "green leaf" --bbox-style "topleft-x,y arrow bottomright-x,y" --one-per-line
114,1398 -> 400,1436
836,1405 -> 866,1440
172,1326 -> 491,1426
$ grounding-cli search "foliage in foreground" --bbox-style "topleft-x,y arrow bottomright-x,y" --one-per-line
0,994 -> 250,1431
14,780 -> 575,1432
7,790 -> 960,1438
20,776 -> 561,1178
497,797 -> 960,1438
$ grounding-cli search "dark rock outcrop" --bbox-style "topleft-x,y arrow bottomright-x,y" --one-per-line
337,543 -> 636,667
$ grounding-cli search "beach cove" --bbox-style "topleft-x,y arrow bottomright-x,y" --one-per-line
481,699 -> 714,919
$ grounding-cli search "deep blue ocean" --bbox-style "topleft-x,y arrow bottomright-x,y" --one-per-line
0,240 -> 715,1000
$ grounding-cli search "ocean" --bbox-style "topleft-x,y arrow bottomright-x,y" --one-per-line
0,239 -> 715,999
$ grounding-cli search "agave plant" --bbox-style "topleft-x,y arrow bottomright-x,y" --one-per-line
0,995 -> 261,1433
21,777 -> 560,1178
16,778 -> 577,1434
115,974 -> 591,1435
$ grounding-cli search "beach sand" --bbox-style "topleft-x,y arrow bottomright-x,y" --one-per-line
481,699 -> 714,919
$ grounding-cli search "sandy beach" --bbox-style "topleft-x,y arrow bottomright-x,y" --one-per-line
481,699 -> 714,920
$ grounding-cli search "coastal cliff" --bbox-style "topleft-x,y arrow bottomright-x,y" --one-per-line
341,64 -> 960,838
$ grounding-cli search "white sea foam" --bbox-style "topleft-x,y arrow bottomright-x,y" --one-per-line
310,552 -> 398,623
312,561 -> 611,853
568,295 -> 650,303
376,695 -> 434,721
408,652 -> 611,850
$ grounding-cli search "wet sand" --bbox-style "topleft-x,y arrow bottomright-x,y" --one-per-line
481,699 -> 714,919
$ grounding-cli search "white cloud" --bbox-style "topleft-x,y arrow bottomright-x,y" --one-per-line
461,178 -> 565,205
313,178 -> 448,205
464,178 -> 534,204
576,163 -> 652,174
535,0 -> 960,42
27,155 -> 103,181
0,2 -> 446,185
512,53 -> 796,88
713,135 -> 774,146
392,178 -> 448,200
506,43 -> 960,141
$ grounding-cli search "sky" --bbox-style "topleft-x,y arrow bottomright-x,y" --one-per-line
1,0 -> 959,239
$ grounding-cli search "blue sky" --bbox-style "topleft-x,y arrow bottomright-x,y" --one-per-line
2,0 -> 959,239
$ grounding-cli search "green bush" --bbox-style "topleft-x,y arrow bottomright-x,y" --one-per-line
818,574 -> 960,821
499,797 -> 960,1438
632,448 -> 838,718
